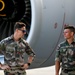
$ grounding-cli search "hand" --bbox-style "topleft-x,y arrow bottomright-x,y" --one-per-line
21,64 -> 29,70
0,64 -> 10,70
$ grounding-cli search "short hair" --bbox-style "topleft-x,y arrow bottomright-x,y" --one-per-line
64,25 -> 75,33
14,22 -> 26,31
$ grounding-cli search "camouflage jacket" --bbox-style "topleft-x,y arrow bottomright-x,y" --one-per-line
0,35 -> 35,67
55,39 -> 75,70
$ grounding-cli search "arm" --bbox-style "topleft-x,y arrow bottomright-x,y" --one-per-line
27,56 -> 34,64
25,42 -> 35,65
55,44 -> 61,75
24,40 -> 35,59
22,56 -> 34,69
55,60 -> 60,75
22,39 -> 35,58
0,62 -> 2,68
22,40 -> 35,69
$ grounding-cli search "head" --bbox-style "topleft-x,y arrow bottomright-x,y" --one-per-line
14,22 -> 26,39
63,25 -> 75,40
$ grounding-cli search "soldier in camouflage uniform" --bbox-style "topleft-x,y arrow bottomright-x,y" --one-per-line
0,22 -> 35,75
55,25 -> 75,75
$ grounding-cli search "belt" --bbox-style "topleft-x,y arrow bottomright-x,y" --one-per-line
9,65 -> 24,68
63,69 -> 75,73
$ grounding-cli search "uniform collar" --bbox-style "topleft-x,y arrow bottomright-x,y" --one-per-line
65,38 -> 75,45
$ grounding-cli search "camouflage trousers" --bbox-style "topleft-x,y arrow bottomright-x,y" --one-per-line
60,70 -> 75,75
4,71 -> 26,75
4,66 -> 26,75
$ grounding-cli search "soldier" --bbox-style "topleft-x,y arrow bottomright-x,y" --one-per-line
55,25 -> 75,75
0,22 -> 35,75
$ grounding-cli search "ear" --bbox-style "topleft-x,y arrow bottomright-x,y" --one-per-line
71,32 -> 74,36
16,29 -> 18,32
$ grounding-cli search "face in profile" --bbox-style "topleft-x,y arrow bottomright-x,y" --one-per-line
63,29 -> 73,39
17,26 -> 26,38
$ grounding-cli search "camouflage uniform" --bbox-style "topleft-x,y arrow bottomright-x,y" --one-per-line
55,40 -> 75,75
0,35 -> 35,75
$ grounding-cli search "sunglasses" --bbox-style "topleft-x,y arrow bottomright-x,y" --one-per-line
18,29 -> 26,33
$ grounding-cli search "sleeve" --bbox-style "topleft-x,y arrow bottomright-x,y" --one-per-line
0,40 -> 6,55
55,44 -> 62,62
25,42 -> 35,57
